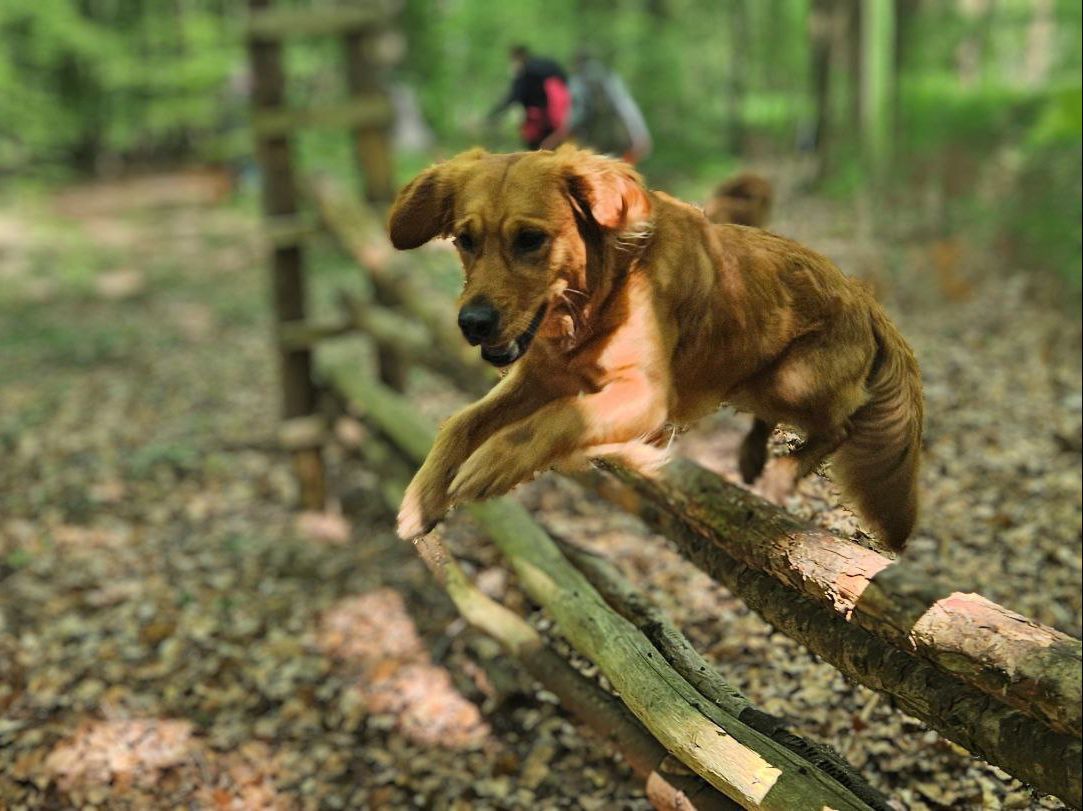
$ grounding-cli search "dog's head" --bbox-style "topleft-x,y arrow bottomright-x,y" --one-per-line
388,146 -> 651,366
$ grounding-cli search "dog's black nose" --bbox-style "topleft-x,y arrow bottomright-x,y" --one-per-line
458,300 -> 500,345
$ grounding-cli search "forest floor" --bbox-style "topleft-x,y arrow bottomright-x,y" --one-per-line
0,166 -> 1080,810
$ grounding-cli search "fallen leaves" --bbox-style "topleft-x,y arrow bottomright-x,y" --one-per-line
44,717 -> 195,792
317,589 -> 490,750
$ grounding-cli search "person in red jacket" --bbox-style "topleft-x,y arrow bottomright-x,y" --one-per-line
487,45 -> 571,151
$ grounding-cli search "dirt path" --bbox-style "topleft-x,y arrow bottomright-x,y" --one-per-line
0,173 -> 1079,810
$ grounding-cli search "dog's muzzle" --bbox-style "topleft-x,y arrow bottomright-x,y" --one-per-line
480,304 -> 547,367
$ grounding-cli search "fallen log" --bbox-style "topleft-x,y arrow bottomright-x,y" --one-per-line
589,459 -> 1083,740
557,537 -> 892,811
583,467 -> 1082,808
325,353 -> 880,811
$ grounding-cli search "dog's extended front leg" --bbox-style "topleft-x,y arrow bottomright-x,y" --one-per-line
397,368 -> 550,539
448,376 -> 666,504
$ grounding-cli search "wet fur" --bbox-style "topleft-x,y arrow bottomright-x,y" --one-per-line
388,147 -> 923,551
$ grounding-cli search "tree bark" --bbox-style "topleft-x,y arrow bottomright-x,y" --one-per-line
585,459 -> 1082,741
247,0 -> 325,510
556,538 -> 892,811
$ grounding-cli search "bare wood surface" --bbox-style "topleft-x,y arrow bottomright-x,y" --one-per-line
591,458 -> 1083,740
324,355 -> 878,811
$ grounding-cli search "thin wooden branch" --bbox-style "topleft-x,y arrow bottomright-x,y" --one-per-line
246,5 -> 383,40
324,355 -> 878,811
251,97 -> 394,139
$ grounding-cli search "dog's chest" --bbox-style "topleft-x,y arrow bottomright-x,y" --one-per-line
567,277 -> 668,394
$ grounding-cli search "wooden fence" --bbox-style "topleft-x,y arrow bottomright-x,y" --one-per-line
244,4 -> 1081,806
290,179 -> 1080,809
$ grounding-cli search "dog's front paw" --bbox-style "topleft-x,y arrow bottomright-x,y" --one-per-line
396,472 -> 449,540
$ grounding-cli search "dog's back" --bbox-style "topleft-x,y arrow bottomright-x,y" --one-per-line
704,173 -> 773,228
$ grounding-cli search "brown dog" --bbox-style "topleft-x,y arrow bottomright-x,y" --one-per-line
704,172 -> 773,227
388,147 -> 923,551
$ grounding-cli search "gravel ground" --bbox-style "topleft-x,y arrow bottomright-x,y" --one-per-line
0,172 -> 1079,810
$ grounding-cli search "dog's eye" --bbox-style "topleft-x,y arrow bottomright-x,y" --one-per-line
455,232 -> 476,252
515,230 -> 547,253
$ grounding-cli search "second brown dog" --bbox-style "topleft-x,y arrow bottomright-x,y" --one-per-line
704,172 -> 773,228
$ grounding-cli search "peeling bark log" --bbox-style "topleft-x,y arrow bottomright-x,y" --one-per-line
587,459 -> 1082,740
584,467 -> 1081,808
556,538 -> 892,811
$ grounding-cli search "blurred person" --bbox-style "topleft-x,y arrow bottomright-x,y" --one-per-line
543,50 -> 652,164
487,45 -> 571,151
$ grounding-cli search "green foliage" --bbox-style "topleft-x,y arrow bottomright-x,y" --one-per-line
1015,87 -> 1083,288
0,0 -> 1079,289
0,0 -> 244,172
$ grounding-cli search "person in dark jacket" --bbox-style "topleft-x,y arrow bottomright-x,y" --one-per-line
488,45 -> 571,150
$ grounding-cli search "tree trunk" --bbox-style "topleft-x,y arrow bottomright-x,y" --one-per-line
860,0 -> 895,183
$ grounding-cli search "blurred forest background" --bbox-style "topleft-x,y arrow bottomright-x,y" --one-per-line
1,0 -> 1080,286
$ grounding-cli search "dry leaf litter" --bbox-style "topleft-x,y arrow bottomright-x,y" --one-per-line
0,169 -> 1079,810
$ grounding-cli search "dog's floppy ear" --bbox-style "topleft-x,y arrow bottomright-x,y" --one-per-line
560,147 -> 651,230
387,149 -> 487,249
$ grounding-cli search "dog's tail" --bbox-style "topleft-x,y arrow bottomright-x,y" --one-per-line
833,306 -> 924,551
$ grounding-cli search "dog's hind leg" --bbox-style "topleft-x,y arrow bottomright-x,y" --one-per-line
756,427 -> 847,504
738,418 -> 775,484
